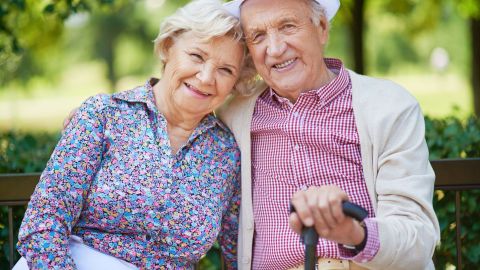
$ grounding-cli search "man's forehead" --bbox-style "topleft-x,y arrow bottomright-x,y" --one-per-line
240,0 -> 309,28
225,0 -> 340,21
242,13 -> 304,32
240,0 -> 305,13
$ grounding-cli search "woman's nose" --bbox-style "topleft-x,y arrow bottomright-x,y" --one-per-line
196,65 -> 215,85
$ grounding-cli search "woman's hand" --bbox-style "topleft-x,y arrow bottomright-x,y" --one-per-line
63,107 -> 79,131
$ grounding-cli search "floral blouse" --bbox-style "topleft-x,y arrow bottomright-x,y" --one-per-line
17,79 -> 241,269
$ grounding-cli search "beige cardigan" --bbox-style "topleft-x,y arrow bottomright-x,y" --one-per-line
218,70 -> 440,270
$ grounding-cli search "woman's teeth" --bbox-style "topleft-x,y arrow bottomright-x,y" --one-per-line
186,83 -> 210,96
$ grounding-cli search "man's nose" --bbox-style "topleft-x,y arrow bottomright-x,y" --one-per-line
266,33 -> 287,57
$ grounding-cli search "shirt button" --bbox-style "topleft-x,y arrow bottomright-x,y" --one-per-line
294,144 -> 300,151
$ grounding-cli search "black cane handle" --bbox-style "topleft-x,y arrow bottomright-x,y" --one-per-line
289,201 -> 368,221
341,201 -> 368,221
290,201 -> 368,270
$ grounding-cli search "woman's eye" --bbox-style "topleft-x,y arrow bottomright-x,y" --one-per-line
190,53 -> 203,61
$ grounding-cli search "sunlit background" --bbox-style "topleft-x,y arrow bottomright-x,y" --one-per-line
1,1 -> 479,269
0,0 -> 478,131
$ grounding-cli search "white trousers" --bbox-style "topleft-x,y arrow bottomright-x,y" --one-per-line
13,235 -> 138,270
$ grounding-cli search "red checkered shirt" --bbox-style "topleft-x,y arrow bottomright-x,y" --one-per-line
251,59 -> 380,269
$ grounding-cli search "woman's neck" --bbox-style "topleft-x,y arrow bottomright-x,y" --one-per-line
152,81 -> 204,153
153,81 -> 203,130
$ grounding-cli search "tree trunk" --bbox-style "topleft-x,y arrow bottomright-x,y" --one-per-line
471,18 -> 480,116
350,0 -> 365,74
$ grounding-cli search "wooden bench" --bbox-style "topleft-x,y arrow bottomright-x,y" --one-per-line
1,158 -> 479,269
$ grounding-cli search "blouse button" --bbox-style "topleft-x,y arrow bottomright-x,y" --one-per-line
145,234 -> 152,241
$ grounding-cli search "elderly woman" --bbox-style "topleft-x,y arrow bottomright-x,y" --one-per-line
14,0 -> 256,269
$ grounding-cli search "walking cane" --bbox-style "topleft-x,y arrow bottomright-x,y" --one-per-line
290,201 -> 368,270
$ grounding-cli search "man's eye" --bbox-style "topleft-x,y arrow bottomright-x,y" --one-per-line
281,24 -> 296,31
220,67 -> 233,75
249,33 -> 265,44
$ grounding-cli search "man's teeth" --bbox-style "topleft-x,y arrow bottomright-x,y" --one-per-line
274,59 -> 295,69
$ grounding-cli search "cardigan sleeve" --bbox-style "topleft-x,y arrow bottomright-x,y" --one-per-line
17,95 -> 108,269
356,81 -> 440,270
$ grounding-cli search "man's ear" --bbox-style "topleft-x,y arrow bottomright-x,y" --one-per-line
317,15 -> 329,46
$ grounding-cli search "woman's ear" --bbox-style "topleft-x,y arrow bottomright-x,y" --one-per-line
162,37 -> 174,62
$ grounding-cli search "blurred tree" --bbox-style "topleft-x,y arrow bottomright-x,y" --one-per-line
342,0 -> 365,74
0,0 -> 117,87
342,0 -> 479,115
455,0 -> 480,115
0,0 -> 192,92
84,0 -> 190,92
88,1 -> 149,92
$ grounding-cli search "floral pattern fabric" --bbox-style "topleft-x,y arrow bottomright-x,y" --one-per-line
17,79 -> 241,269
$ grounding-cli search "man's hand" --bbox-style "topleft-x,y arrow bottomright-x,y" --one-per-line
289,185 -> 365,246
63,107 -> 79,131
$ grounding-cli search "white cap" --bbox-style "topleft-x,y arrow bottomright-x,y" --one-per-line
223,0 -> 340,21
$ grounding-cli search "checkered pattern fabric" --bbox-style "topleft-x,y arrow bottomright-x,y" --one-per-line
250,59 -> 379,269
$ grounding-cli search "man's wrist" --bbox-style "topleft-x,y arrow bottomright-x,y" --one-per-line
355,222 -> 368,251
342,222 -> 367,252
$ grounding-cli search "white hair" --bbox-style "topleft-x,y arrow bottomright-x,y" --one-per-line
153,0 -> 258,96
308,0 -> 328,26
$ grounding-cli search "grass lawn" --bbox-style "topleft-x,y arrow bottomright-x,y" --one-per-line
0,63 -> 146,132
385,72 -> 472,118
0,64 -> 473,132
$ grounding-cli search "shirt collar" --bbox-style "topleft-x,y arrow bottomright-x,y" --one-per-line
268,58 -> 350,106
112,78 -> 229,132
112,78 -> 159,113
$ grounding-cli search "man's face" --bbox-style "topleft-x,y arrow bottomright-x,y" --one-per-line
241,0 -> 329,101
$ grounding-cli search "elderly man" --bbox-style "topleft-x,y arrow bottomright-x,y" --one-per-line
220,0 -> 440,269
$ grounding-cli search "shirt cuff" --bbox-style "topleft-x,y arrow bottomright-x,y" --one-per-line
338,218 -> 380,263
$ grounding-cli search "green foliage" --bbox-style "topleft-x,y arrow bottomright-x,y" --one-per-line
425,116 -> 480,269
0,0 -> 135,87
426,115 -> 480,159
0,131 -> 60,173
0,131 -> 59,267
0,205 -> 26,270
456,0 -> 480,19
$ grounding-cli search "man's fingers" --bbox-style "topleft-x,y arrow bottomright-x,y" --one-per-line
291,191 -> 314,227
290,186 -> 353,240
330,197 -> 345,224
316,197 -> 336,229
288,213 -> 303,234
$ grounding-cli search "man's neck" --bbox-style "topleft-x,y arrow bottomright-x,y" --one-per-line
283,67 -> 338,103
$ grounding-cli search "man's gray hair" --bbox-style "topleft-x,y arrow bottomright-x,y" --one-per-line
308,0 -> 328,26
153,0 -> 258,96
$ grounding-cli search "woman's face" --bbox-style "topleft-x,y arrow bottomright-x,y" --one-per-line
160,31 -> 244,117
